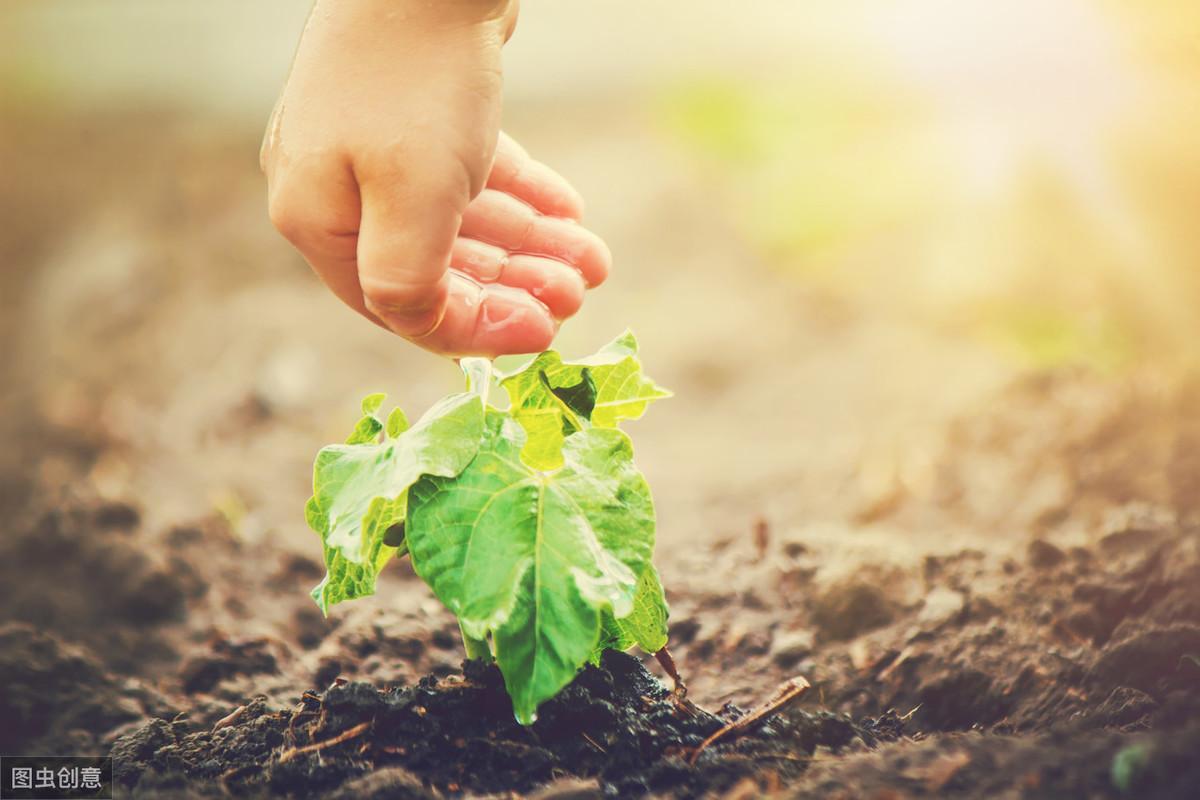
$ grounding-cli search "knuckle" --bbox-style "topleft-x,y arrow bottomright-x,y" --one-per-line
268,192 -> 355,253
267,192 -> 308,243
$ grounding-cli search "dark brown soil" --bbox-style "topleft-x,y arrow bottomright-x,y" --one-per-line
111,652 -> 905,798
6,477 -> 1198,798
2,109 -> 1199,798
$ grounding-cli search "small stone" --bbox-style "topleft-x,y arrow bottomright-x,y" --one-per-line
917,588 -> 966,628
724,627 -> 772,656
811,580 -> 898,641
772,629 -> 816,668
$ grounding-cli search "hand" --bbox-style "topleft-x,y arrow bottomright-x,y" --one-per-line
262,0 -> 610,357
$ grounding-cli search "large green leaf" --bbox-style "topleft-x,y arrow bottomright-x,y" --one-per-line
591,565 -> 670,664
499,330 -> 671,470
306,389 -> 484,614
406,410 -> 656,723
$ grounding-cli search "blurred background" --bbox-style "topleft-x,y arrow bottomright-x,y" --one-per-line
6,0 -> 1199,366
6,5 -> 1200,780
2,0 -> 1199,658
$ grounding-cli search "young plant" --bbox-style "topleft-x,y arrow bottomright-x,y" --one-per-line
305,331 -> 671,723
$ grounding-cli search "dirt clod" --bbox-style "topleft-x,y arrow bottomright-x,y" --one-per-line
810,579 -> 897,641
0,622 -> 162,754
1027,539 -> 1067,569
114,652 -> 889,798
180,637 -> 281,694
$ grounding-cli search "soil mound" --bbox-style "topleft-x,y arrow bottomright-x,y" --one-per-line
113,652 -> 899,798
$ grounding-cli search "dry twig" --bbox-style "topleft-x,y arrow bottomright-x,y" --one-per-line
212,704 -> 249,733
277,720 -> 372,764
581,731 -> 607,753
687,676 -> 810,766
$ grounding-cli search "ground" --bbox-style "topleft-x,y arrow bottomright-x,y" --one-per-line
2,105 -> 1198,798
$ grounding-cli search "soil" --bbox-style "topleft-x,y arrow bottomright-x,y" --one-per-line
110,653 -> 910,798
3,107 -> 1199,798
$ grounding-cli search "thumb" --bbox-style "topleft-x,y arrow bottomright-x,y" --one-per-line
355,167 -> 468,337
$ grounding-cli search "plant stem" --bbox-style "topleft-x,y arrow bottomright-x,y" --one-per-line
460,623 -> 493,662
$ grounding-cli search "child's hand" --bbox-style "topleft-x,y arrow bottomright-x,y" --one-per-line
262,0 -> 610,357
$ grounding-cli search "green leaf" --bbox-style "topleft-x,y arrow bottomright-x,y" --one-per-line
1111,743 -> 1152,794
550,367 -> 597,421
309,494 -> 406,613
499,330 -> 671,470
591,565 -> 669,664
361,392 -> 386,416
406,410 -> 656,723
306,390 -> 485,614
340,392 -> 388,446
386,407 -> 409,438
345,415 -> 384,445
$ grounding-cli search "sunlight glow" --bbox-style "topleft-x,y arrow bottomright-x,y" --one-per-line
665,0 -> 1200,366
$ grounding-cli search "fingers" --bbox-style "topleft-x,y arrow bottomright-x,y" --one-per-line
498,255 -> 586,319
451,237 -> 508,282
488,132 -> 584,220
355,162 -> 465,337
266,135 -> 605,357
460,189 -> 611,288
415,272 -> 556,358
451,240 -> 586,320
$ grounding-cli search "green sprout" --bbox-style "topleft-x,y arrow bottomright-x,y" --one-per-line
304,331 -> 671,724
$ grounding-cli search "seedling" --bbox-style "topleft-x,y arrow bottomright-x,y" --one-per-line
305,331 -> 672,723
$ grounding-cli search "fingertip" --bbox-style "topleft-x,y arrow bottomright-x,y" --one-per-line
415,274 -> 554,357
584,232 -> 612,288
489,134 -> 585,221
524,217 -> 612,288
501,254 -> 587,320
473,284 -> 556,357
521,160 -> 586,220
